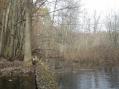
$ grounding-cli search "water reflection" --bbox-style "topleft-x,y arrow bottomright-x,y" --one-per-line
0,76 -> 36,89
59,67 -> 119,89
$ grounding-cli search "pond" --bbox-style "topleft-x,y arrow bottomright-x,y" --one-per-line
0,75 -> 36,89
0,67 -> 119,89
58,67 -> 119,89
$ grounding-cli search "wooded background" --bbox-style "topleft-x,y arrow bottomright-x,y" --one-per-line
0,0 -> 119,64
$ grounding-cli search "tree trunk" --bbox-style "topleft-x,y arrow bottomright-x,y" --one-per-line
0,2 -> 11,56
24,0 -> 32,65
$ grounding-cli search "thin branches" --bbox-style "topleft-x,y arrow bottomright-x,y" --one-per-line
35,6 -> 80,17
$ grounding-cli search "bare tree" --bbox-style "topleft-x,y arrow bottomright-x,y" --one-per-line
105,13 -> 119,47
0,0 -> 25,60
24,0 -> 33,64
93,11 -> 100,33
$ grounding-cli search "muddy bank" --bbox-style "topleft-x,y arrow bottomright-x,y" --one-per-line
0,59 -> 59,89
0,60 -> 34,77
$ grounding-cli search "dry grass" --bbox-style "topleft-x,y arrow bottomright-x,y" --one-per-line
63,45 -> 119,67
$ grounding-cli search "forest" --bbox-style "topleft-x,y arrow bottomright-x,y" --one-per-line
0,0 -> 119,89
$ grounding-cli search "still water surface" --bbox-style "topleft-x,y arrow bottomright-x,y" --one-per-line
0,67 -> 119,89
59,67 -> 119,89
0,76 -> 36,89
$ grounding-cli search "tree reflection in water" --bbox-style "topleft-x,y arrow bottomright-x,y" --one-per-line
58,67 -> 119,89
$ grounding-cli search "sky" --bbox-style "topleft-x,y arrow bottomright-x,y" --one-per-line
33,0 -> 119,14
81,0 -> 119,15
80,0 -> 119,32
32,0 -> 119,32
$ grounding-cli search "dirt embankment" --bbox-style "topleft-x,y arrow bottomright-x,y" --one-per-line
0,58 -> 59,89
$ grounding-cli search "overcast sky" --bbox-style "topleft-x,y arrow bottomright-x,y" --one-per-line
33,0 -> 119,14
81,0 -> 119,15
33,0 -> 119,31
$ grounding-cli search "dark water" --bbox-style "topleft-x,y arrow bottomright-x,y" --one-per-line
0,76 -> 36,89
0,67 -> 119,89
58,67 -> 119,89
